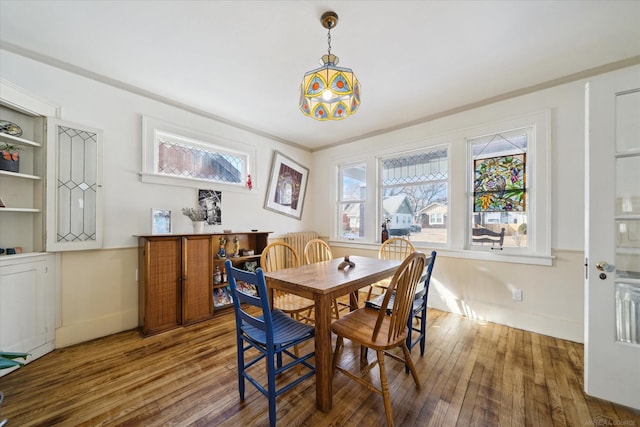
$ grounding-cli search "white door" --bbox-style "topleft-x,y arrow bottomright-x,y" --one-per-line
585,65 -> 640,410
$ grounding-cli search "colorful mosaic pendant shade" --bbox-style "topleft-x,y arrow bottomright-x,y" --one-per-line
300,11 -> 360,121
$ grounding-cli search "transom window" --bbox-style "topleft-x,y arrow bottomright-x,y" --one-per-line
141,116 -> 254,190
156,131 -> 246,184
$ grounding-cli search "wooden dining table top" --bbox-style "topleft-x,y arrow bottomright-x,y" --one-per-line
262,255 -> 401,299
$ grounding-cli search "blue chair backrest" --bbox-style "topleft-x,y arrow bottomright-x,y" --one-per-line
225,260 -> 274,344
415,250 -> 437,302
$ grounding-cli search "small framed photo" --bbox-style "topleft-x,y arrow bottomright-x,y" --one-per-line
151,208 -> 172,234
264,150 -> 309,220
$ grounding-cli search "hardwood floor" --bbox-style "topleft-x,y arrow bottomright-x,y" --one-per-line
1,308 -> 638,426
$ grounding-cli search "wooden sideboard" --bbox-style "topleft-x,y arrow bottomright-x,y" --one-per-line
138,231 -> 270,336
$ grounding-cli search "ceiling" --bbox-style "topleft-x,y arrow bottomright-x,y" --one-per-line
1,1 -> 640,151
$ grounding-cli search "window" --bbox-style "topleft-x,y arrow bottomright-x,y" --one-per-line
331,110 -> 550,264
156,131 -> 245,184
430,212 -> 444,225
379,147 -> 448,244
141,116 -> 255,189
339,163 -> 366,239
468,128 -> 530,250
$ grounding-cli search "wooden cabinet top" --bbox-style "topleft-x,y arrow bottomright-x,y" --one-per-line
137,231 -> 272,239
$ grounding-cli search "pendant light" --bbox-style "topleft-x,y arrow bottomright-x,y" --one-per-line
299,11 -> 360,121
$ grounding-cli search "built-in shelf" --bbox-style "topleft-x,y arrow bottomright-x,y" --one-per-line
0,100 -> 46,254
0,169 -> 42,180
0,207 -> 41,213
0,132 -> 42,148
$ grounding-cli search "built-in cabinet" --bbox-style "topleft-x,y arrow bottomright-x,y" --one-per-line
0,103 -> 46,253
138,231 -> 270,336
0,89 -> 59,376
0,253 -> 57,377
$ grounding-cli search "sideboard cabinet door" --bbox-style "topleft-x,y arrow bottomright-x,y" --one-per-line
181,235 -> 214,325
139,236 -> 182,335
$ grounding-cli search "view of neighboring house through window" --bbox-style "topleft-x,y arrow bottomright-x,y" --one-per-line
380,147 -> 448,245
340,163 -> 366,239
468,128 -> 529,249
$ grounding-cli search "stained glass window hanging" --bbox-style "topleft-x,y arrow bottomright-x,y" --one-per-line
474,153 -> 526,212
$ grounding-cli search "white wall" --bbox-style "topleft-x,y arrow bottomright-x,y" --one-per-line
311,77 -> 593,342
1,49 -> 314,346
3,46 -> 626,346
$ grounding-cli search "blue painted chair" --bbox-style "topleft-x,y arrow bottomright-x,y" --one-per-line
224,260 -> 316,427
365,251 -> 437,362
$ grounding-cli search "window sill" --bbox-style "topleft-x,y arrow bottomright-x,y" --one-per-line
329,240 -> 554,266
139,172 -> 249,192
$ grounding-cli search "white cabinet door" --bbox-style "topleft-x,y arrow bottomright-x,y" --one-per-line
0,254 -> 56,376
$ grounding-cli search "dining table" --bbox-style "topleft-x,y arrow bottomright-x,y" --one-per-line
263,255 -> 401,412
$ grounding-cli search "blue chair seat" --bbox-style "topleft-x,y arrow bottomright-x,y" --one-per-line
243,309 -> 315,346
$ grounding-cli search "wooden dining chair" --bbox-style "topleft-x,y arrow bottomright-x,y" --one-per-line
303,238 -> 332,264
366,237 -> 416,300
303,238 -> 350,318
331,251 -> 427,427
366,251 -> 437,368
225,260 -> 316,427
260,241 -> 315,323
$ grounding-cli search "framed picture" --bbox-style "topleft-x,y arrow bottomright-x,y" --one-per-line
151,208 -> 172,234
264,150 -> 309,220
198,189 -> 222,225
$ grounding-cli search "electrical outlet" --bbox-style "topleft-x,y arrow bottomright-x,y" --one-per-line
512,289 -> 523,301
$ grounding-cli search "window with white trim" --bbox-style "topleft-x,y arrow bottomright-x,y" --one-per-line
141,116 -> 254,189
468,128 -> 530,250
331,110 -> 551,264
339,163 -> 367,240
155,131 -> 247,184
379,147 -> 448,244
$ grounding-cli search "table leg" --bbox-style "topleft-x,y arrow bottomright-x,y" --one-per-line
349,291 -> 359,310
313,294 -> 332,412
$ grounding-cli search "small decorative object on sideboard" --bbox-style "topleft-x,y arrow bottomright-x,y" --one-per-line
182,207 -> 207,233
0,143 -> 20,173
218,236 -> 227,258
232,236 -> 240,257
213,265 -> 222,284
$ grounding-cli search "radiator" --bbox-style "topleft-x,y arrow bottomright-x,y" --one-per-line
284,231 -> 318,263
616,282 -> 640,344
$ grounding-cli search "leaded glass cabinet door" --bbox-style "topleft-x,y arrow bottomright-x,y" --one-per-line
46,119 -> 103,251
